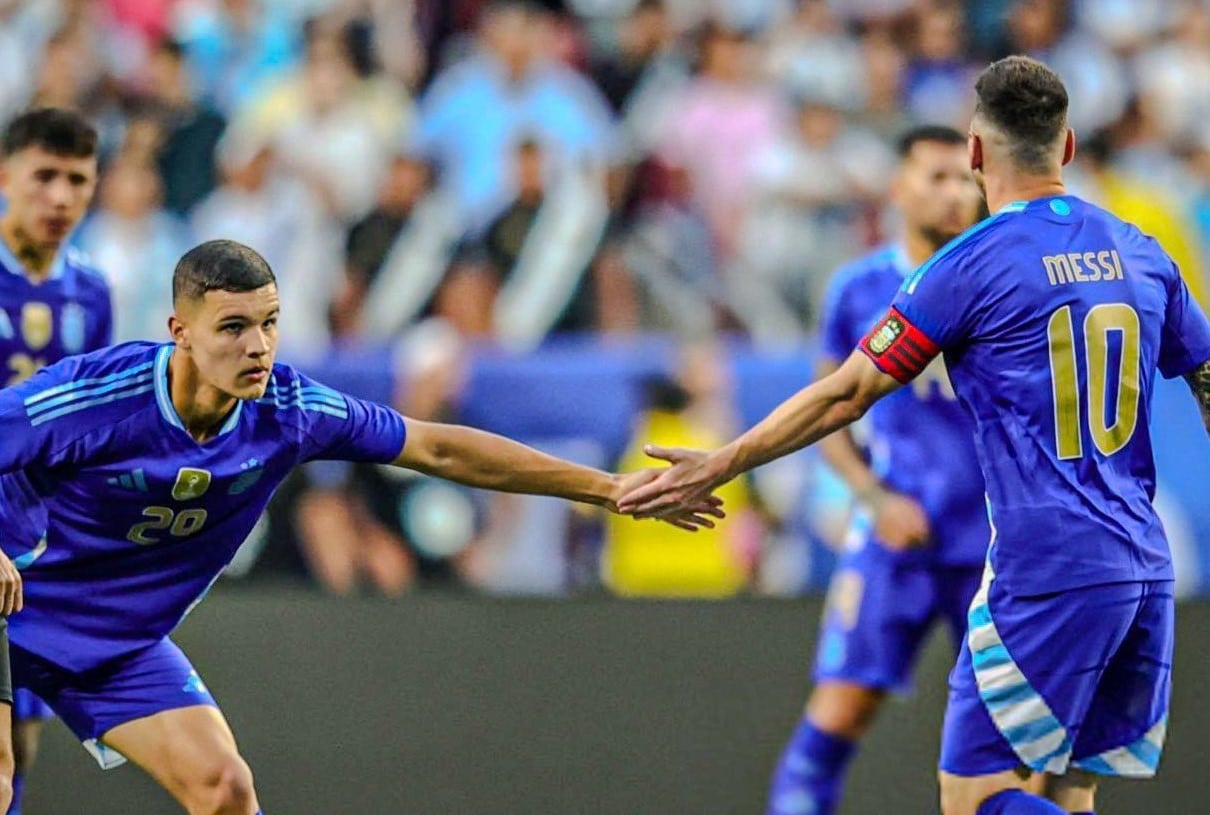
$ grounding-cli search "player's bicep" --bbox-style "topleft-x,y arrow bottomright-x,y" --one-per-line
393,418 -> 439,471
857,306 -> 943,384
836,348 -> 903,409
1159,269 -> 1210,379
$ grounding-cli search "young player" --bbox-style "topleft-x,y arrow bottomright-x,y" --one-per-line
620,56 -> 1210,815
0,107 -> 113,815
766,125 -> 986,815
0,238 -> 720,815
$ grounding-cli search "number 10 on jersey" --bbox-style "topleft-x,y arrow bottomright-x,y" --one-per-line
1047,303 -> 1141,459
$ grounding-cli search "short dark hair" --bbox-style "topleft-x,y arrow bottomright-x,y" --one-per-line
2,108 -> 98,159
974,56 -> 1068,172
897,124 -> 966,158
173,240 -> 277,303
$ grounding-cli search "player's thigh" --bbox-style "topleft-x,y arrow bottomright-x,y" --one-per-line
813,539 -> 936,694
938,768 -> 1039,815
101,704 -> 252,798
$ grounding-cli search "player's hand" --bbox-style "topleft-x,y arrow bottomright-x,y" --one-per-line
609,468 -> 726,532
0,551 -> 23,616
615,445 -> 729,525
865,487 -> 930,551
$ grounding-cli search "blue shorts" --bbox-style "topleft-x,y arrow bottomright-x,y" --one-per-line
12,638 -> 218,769
13,688 -> 54,721
940,563 -> 1172,778
813,531 -> 983,693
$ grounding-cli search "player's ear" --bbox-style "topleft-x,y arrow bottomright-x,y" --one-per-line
1061,128 -> 1075,166
968,133 -> 983,172
168,313 -> 189,349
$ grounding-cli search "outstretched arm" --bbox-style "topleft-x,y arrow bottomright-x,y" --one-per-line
1185,359 -> 1210,435
393,419 -> 723,530
618,350 -> 901,518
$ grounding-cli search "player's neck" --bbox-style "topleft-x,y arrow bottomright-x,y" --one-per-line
167,350 -> 239,443
0,217 -> 56,283
903,230 -> 940,267
982,173 -> 1066,216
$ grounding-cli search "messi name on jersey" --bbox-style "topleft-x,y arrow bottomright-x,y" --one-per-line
1043,249 -> 1125,286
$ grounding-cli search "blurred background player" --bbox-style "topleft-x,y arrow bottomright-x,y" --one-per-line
0,107 -> 111,815
765,124 -> 986,815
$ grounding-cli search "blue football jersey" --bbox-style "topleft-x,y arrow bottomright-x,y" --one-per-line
0,241 -> 114,571
0,241 -> 112,383
861,195 -> 1210,595
820,244 -> 989,565
0,342 -> 406,671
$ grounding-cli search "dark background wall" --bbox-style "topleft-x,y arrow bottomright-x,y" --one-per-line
26,590 -> 1210,814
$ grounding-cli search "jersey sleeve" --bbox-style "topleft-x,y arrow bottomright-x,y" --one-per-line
859,248 -> 978,383
0,360 -> 84,475
1158,262 -> 1210,378
817,270 -> 856,363
286,372 -> 408,464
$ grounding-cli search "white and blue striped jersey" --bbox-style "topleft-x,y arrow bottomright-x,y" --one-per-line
0,341 -> 405,671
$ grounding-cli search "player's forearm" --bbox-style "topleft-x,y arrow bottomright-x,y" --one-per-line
398,422 -> 619,507
713,375 -> 868,483
1185,359 -> 1210,436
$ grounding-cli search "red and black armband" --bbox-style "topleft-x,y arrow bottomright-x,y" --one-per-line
858,307 -> 941,383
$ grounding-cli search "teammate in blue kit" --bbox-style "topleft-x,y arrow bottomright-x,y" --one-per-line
765,125 -> 986,815
620,55 -> 1210,815
0,107 -> 113,815
0,238 -> 721,815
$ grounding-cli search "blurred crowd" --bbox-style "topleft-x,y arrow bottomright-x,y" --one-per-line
2,0 -> 1209,596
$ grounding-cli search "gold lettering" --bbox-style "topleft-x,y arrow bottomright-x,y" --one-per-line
1083,252 -> 1101,281
1068,253 -> 1088,282
1097,250 -> 1115,281
1110,249 -> 1124,280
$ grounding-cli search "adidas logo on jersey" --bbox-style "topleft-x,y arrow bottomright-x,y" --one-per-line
107,468 -> 149,492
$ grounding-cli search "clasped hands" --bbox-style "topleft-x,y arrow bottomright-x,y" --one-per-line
609,445 -> 730,532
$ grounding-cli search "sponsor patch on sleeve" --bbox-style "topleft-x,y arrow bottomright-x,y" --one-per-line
859,307 -> 941,383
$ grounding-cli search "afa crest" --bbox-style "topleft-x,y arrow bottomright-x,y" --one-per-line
20,302 -> 53,351
171,468 -> 212,501
867,315 -> 904,355
61,303 -> 86,353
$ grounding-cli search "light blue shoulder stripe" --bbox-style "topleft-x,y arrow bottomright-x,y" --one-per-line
27,371 -> 154,418
23,360 -> 155,408
30,382 -> 155,426
902,203 -> 1027,295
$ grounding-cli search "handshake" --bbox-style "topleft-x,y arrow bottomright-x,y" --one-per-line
606,444 -> 733,532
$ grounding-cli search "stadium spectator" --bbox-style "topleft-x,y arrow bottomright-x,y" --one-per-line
413,0 -> 616,233
654,20 -> 787,257
139,37 -> 227,215
75,155 -> 190,343
173,0 -> 301,114
191,130 -> 341,359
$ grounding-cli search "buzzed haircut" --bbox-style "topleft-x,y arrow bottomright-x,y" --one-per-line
897,124 -> 966,158
173,240 -> 277,303
1,108 -> 98,159
973,55 -> 1069,173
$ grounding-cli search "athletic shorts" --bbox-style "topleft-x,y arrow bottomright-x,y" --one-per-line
13,688 -> 53,720
12,637 -> 218,769
812,528 -> 983,693
940,561 -> 1172,778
